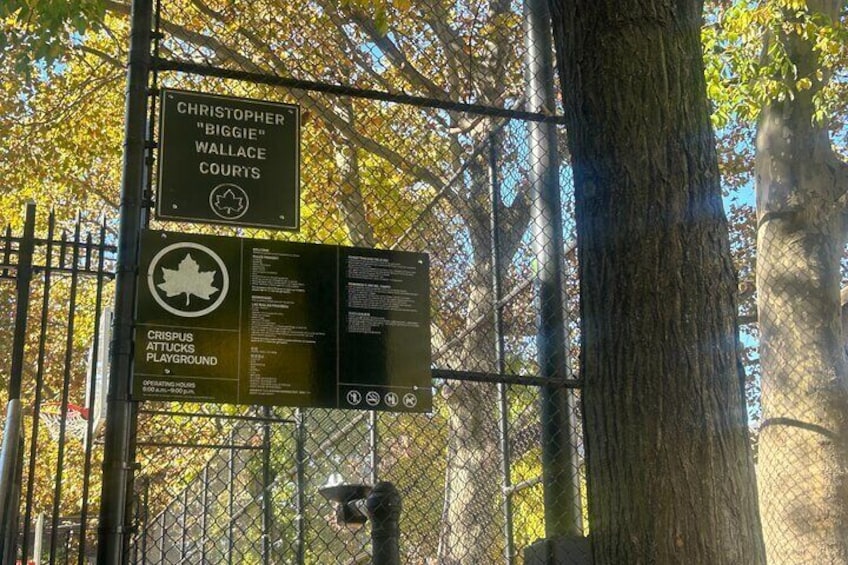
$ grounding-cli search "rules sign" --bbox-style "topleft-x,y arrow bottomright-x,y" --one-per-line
156,89 -> 300,230
133,230 -> 432,412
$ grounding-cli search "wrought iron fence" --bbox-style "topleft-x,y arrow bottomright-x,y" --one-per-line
0,203 -> 115,564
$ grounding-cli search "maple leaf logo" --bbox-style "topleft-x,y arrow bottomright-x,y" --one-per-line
214,188 -> 246,215
157,253 -> 219,306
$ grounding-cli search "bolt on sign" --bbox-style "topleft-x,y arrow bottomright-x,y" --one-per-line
133,230 -> 432,412
156,89 -> 300,230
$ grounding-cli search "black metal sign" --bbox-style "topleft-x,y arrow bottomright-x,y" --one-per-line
133,230 -> 431,412
156,89 -> 300,230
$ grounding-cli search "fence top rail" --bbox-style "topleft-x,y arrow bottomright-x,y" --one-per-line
0,234 -> 115,250
0,219 -> 116,278
0,262 -> 116,279
138,408 -> 297,425
153,57 -> 569,125
433,368 -> 581,388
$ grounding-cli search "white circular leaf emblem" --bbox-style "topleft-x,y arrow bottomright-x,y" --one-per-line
148,242 -> 230,318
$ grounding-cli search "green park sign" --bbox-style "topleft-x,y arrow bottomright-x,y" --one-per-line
156,89 -> 300,230
133,230 -> 432,412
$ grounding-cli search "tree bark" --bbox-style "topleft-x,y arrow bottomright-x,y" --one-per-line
549,1 -> 766,563
755,3 -> 848,562
437,160 -> 503,564
330,98 -> 375,248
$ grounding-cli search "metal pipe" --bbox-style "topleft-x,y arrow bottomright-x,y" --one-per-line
63,530 -> 70,565
200,467 -> 209,564
34,513 -> 45,565
157,513 -> 165,565
1,202 -> 33,564
369,411 -> 379,485
227,430 -> 236,565
140,478 -> 149,565
137,409 -> 295,425
365,481 -> 402,565
295,410 -> 306,565
135,441 -> 263,450
261,407 -> 272,565
180,488 -> 188,561
489,133 -> 515,564
97,0 -> 153,561
131,489 -> 140,565
154,58 -> 566,125
503,475 -> 543,496
0,400 -> 24,564
524,0 -> 582,538
431,368 -> 580,388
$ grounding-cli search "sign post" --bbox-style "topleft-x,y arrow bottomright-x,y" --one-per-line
156,89 -> 300,230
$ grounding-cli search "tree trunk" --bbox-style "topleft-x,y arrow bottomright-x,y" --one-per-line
331,97 -> 375,248
438,168 -> 503,564
754,4 -> 848,562
549,1 -> 766,563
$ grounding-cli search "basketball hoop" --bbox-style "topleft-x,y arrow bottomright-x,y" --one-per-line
41,402 -> 89,442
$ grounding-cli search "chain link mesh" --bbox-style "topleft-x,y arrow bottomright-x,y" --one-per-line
753,216 -> 848,565
121,1 -> 586,563
131,382 -> 583,564
7,0 -> 831,563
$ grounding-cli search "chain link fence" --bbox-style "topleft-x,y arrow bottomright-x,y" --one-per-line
124,0 -> 584,563
131,383 -> 582,564
4,0 -> 838,564
753,216 -> 848,565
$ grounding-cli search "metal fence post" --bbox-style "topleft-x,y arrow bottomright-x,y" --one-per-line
227,430 -> 236,565
200,466 -> 209,563
78,215 -> 110,565
97,0 -> 153,560
21,210 -> 56,564
8,201 -> 35,402
140,478 -> 149,565
50,218 -> 83,563
369,411 -> 379,485
63,529 -> 71,565
524,0 -> 582,539
180,487 -> 188,561
489,133 -> 516,564
365,481 -> 401,565
261,408 -> 273,565
295,410 -> 306,565
0,202 -> 34,564
34,513 -> 45,565
158,512 -> 166,565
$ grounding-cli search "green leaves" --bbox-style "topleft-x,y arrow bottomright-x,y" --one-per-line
2,0 -> 107,73
704,0 -> 847,129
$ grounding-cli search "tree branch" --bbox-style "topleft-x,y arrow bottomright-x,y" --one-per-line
320,7 -> 397,92
501,181 -> 532,259
336,3 -> 447,100
103,0 -> 448,193
77,45 -> 124,69
424,10 -> 467,95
